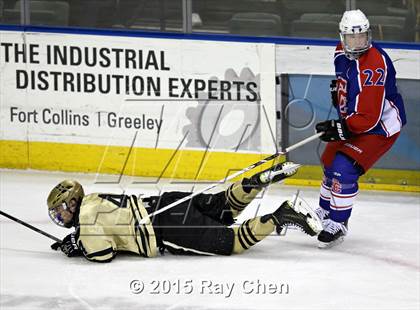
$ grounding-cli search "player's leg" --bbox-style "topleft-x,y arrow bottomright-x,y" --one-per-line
316,134 -> 400,248
315,141 -> 343,224
146,188 -> 269,254
150,194 -> 234,255
153,197 -> 320,256
151,161 -> 300,226
317,152 -> 361,248
316,171 -> 333,222
232,198 -> 322,254
225,161 -> 300,219
145,188 -> 258,227
144,161 -> 302,255
224,181 -> 261,219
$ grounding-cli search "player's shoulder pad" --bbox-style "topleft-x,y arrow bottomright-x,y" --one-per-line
358,46 -> 386,70
82,193 -> 100,202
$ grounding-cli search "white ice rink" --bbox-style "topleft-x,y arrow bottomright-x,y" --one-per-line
1,169 -> 419,310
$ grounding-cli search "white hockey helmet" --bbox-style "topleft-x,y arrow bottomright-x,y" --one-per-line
339,9 -> 372,59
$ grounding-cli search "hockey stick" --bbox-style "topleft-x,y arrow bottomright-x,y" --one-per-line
0,210 -> 62,243
139,132 -> 323,224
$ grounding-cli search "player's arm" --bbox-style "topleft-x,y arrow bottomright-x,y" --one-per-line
315,43 -> 354,142
78,240 -> 116,263
52,228 -> 116,262
344,59 -> 386,134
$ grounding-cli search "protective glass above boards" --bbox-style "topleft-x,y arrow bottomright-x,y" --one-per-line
0,0 -> 418,43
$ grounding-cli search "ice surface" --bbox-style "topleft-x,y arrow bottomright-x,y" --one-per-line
1,169 -> 419,310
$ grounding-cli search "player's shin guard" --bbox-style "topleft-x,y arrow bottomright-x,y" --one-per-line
329,182 -> 357,223
232,217 -> 274,254
328,160 -> 359,224
316,176 -> 332,225
226,180 -> 261,218
318,153 -> 360,248
319,176 -> 332,213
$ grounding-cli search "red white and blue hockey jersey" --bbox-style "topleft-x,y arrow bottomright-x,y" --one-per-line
334,42 -> 406,137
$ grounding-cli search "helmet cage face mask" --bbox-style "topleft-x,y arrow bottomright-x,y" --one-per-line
340,30 -> 372,59
48,203 -> 68,227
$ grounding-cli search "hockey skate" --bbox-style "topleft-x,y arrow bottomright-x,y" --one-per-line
249,161 -> 301,189
315,207 -> 330,221
317,219 -> 348,249
268,198 -> 323,237
315,207 -> 330,229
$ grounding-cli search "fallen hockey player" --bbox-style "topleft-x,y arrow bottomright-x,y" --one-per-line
48,161 -> 322,262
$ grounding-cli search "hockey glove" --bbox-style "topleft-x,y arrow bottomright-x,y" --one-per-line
316,119 -> 351,142
330,79 -> 338,108
58,231 -> 82,257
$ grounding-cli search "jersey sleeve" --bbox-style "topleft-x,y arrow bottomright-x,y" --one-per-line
344,49 -> 386,134
78,231 -> 116,262
334,42 -> 348,77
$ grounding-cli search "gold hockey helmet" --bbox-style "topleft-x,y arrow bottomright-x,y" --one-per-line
47,180 -> 84,227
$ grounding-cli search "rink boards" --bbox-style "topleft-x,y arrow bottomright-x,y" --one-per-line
0,28 -> 419,190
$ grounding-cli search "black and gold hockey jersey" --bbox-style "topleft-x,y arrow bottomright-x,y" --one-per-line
77,193 -> 157,262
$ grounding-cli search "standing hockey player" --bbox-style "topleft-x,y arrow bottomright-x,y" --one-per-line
315,9 -> 406,248
48,162 -> 322,262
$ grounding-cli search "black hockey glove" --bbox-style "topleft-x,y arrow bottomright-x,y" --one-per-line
316,119 -> 351,142
52,231 -> 82,257
330,79 -> 338,108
